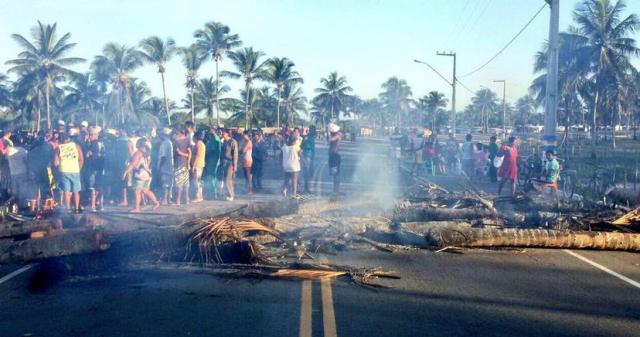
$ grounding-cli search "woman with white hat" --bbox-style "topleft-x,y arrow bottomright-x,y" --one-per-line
327,123 -> 342,194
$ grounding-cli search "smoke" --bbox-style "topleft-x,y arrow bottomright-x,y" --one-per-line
351,137 -> 401,208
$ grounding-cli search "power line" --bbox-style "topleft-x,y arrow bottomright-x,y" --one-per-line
450,0 -> 483,46
460,3 -> 548,78
455,78 -> 475,95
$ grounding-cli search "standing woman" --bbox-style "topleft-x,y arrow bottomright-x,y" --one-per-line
497,136 -> 519,196
327,123 -> 342,195
281,135 -> 301,197
240,131 -> 253,194
123,138 -> 160,213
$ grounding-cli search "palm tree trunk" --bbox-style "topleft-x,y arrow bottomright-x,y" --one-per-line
276,86 -> 282,129
190,88 -> 195,124
591,89 -> 599,158
160,71 -> 170,125
245,81 -> 250,130
45,84 -> 51,130
36,107 -> 41,133
215,60 -> 220,126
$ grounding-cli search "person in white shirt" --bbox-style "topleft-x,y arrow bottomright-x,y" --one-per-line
6,137 -> 30,208
281,135 -> 301,197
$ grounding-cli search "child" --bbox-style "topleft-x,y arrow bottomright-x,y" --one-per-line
473,143 -> 487,176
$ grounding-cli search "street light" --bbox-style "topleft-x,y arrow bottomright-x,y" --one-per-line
494,80 -> 506,138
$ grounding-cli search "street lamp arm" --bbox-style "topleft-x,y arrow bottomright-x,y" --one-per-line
413,59 -> 453,86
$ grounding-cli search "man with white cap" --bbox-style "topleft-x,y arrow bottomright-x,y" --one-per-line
82,126 -> 105,211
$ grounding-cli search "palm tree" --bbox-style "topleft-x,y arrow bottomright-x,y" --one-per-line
194,22 -> 241,125
514,95 -> 537,128
194,77 -> 232,124
178,44 -> 205,123
531,27 -> 592,146
0,72 -> 12,110
359,98 -> 385,132
129,80 -> 160,127
139,36 -> 176,124
267,57 -> 303,128
92,43 -> 143,126
221,47 -> 269,129
281,83 -> 307,126
6,21 -> 85,130
252,87 -> 278,127
471,88 -> 499,133
11,71 -> 46,131
62,72 -> 103,124
419,91 -> 448,131
574,0 -> 640,149
314,72 -> 353,125
379,77 -> 412,127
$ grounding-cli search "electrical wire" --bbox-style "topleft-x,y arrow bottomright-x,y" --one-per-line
455,78 -> 475,94
460,3 -> 548,78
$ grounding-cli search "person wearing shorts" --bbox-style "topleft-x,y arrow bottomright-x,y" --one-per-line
54,134 -> 84,213
123,138 -> 160,213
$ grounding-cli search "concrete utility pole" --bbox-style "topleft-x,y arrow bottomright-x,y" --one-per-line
494,80 -> 507,138
544,0 -> 560,151
437,52 -> 457,138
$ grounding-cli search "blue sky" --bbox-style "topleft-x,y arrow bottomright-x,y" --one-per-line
1,0 -> 639,116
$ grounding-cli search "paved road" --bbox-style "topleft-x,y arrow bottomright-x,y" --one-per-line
1,137 -> 639,337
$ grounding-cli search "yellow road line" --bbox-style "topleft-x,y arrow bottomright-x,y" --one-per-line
299,280 -> 313,337
321,278 -> 338,337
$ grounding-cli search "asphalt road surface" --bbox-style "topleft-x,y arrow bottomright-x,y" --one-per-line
1,137 -> 639,337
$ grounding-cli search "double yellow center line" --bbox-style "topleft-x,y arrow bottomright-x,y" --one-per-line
299,278 -> 338,337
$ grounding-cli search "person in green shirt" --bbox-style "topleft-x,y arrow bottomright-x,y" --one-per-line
488,136 -> 499,183
544,150 -> 560,183
203,127 -> 221,199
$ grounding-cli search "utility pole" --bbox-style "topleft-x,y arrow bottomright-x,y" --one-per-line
494,80 -> 506,138
437,52 -> 457,138
544,0 -> 560,151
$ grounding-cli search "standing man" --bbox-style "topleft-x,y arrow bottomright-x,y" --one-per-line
82,127 -> 105,212
497,136 -> 519,196
191,132 -> 206,203
203,126 -> 221,199
220,129 -> 238,201
461,134 -> 474,177
301,126 -> 316,193
27,132 -> 53,212
54,134 -> 84,213
488,136 -> 499,183
251,132 -> 267,192
327,123 -> 342,195
157,128 -> 174,205
6,137 -> 29,209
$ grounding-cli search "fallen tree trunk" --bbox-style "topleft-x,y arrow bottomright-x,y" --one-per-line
0,229 -> 110,263
421,224 -> 640,251
0,219 -> 62,239
393,207 -> 499,222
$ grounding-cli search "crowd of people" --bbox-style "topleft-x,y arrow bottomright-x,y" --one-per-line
397,129 -> 561,198
0,120 -> 343,215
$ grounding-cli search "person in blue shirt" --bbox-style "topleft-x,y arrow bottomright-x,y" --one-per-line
301,125 -> 316,193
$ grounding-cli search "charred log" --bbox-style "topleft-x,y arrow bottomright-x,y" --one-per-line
0,229 -> 110,263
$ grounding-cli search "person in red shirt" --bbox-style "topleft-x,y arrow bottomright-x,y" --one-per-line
497,136 -> 518,196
